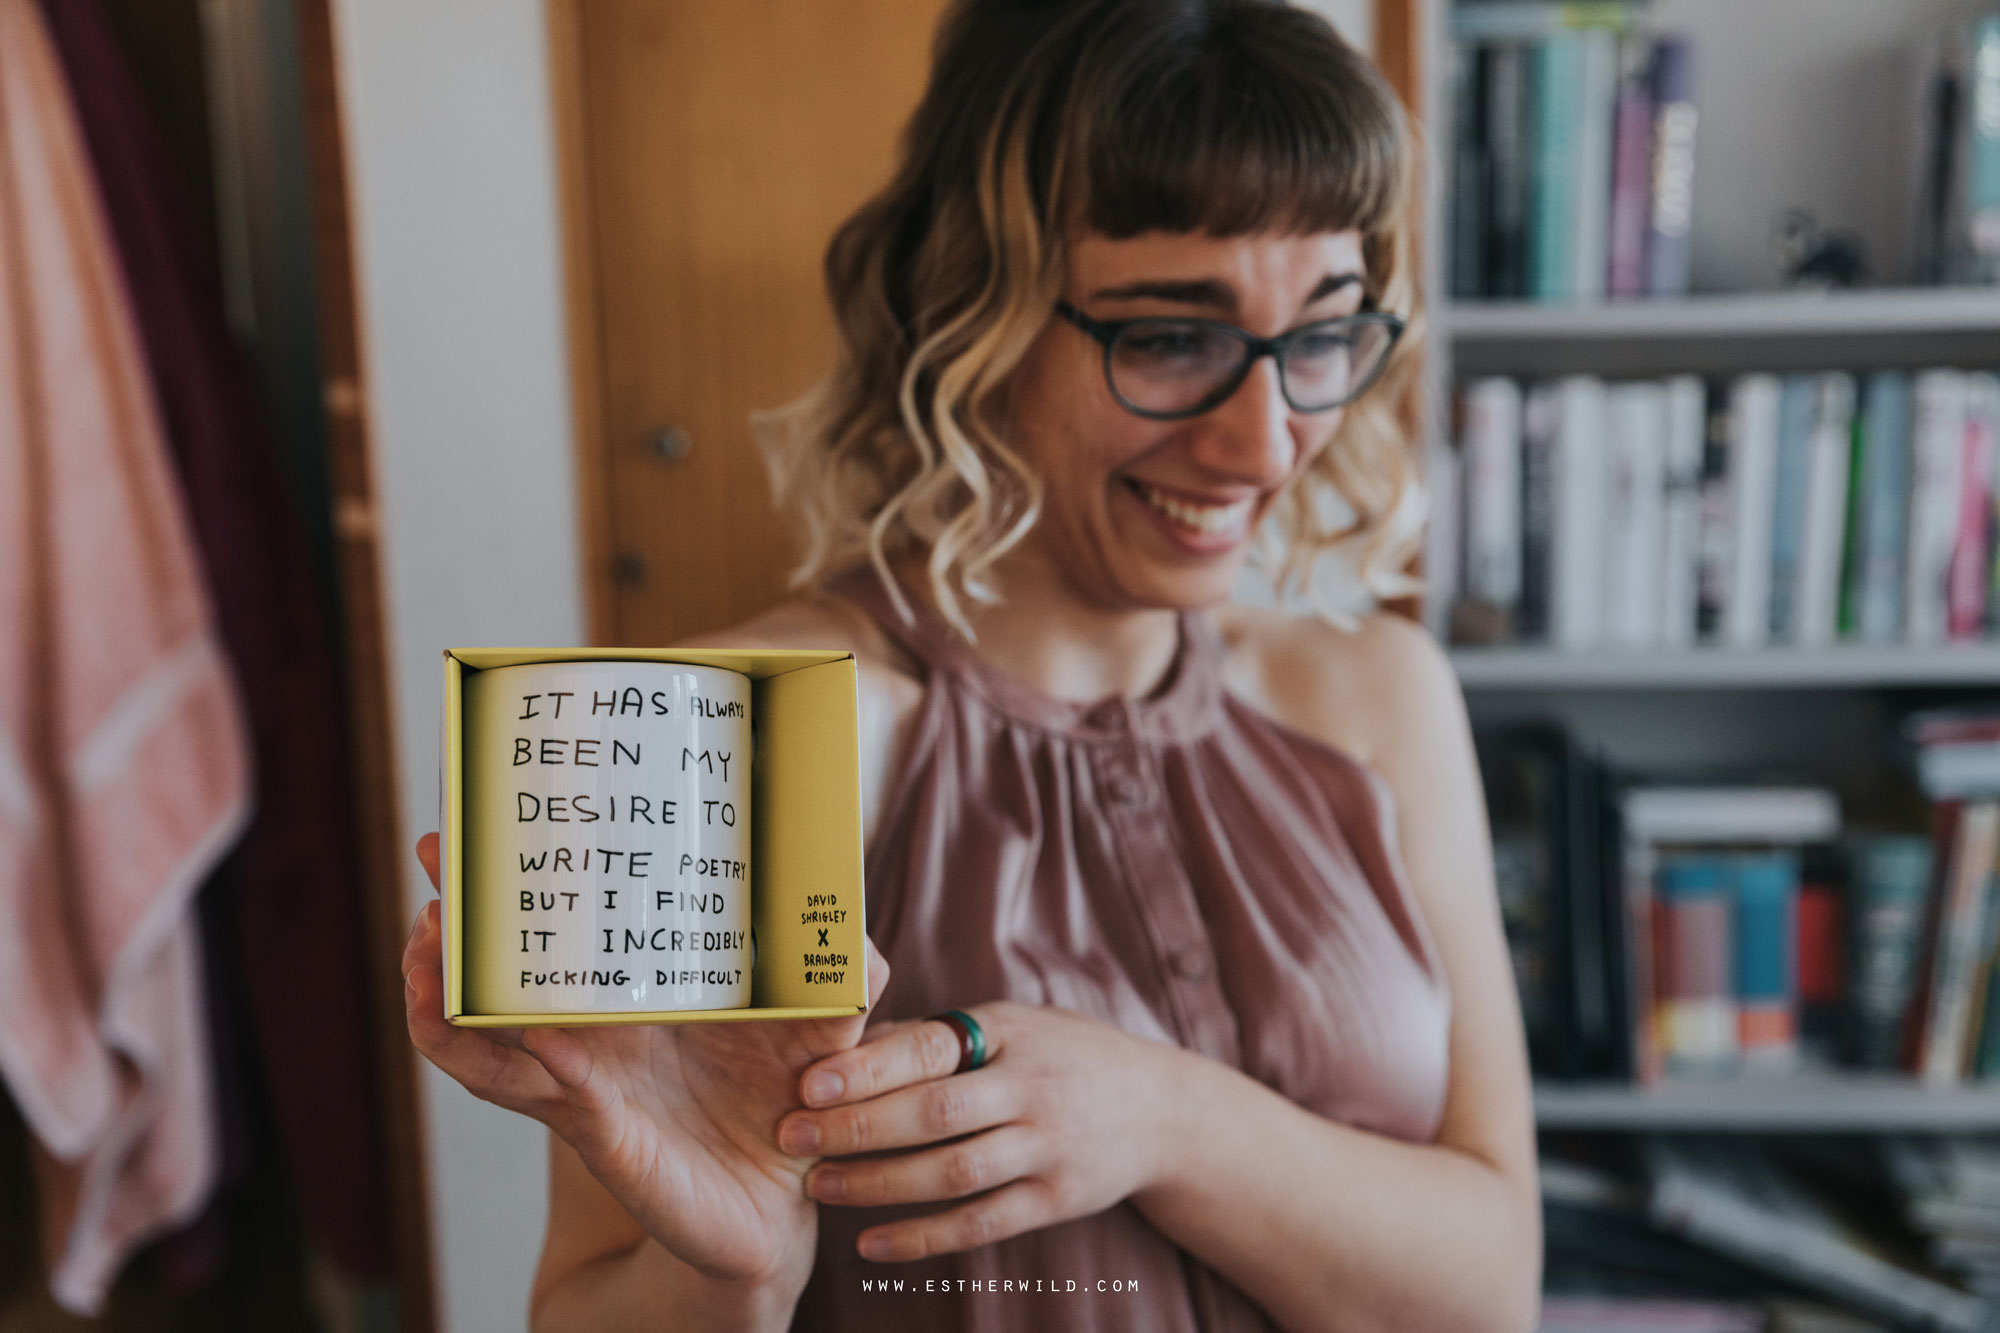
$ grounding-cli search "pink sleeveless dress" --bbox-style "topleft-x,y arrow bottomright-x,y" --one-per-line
794,570 -> 1451,1331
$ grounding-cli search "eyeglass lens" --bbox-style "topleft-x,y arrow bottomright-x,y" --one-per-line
1107,318 -> 1394,416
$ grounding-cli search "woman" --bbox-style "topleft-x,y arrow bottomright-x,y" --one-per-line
403,1 -> 1540,1328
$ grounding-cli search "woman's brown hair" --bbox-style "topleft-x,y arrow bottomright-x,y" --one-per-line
758,0 -> 1425,633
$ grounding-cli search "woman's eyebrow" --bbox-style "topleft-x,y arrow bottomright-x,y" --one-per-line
1304,273 -> 1365,303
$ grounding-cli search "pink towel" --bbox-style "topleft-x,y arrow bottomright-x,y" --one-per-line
0,0 -> 252,1312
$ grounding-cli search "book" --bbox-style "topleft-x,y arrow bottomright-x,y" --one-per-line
1622,786 -> 1841,847
1845,834 -> 1938,1069
1603,380 -> 1667,649
1912,800 -> 2000,1084
1974,375 -> 2000,634
1569,28 -> 1618,303
1766,374 -> 1817,642
1735,852 -> 1800,1073
1968,18 -> 2000,284
1552,375 -> 1609,649
1907,370 -> 1969,645
1913,27 -> 1968,286
1449,42 -> 1487,300
1658,375 -> 1707,649
1460,378 -> 1525,630
1483,42 -> 1533,299
1694,381 -> 1733,641
1645,1141 -> 1988,1332
1947,385 -> 1994,641
1644,36 -> 1697,298
1606,34 -> 1655,300
1421,439 -> 1461,642
1834,391 -> 1868,639
1530,32 -> 1587,301
1519,380 -> 1558,640
1794,851 -> 1843,1064
1655,855 -> 1737,1075
1723,375 -> 1782,649
1852,372 -> 1913,645
1796,373 -> 1857,648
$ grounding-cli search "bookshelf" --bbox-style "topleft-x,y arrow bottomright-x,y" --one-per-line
1451,643 -> 2000,690
1535,1072 -> 2000,1134
1420,0 -> 2000,1315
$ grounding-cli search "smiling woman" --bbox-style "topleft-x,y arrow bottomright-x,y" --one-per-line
401,3 -> 1540,1331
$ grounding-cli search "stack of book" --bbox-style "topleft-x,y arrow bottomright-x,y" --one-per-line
1543,1145 -> 1990,1330
1481,713 -> 2000,1089
1885,1138 -> 2000,1302
1447,5 -> 1695,303
1443,369 -> 2000,653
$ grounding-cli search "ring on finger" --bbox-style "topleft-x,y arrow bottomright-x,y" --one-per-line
929,1008 -> 987,1074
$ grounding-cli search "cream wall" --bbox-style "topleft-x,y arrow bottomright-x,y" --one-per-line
331,2 -> 1370,1330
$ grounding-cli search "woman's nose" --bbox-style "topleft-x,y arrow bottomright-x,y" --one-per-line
1194,357 -> 1298,485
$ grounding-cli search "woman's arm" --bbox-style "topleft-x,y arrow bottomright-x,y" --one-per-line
1132,610 -> 1538,1332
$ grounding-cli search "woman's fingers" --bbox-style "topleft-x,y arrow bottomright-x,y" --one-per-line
798,1006 -> 1000,1109
777,1065 -> 1012,1157
416,832 -> 441,891
403,958 -> 564,1115
853,1178 -> 1056,1262
806,1125 -> 1039,1208
863,936 -> 891,1010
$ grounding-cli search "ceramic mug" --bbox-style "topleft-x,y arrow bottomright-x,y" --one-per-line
461,660 -> 752,1014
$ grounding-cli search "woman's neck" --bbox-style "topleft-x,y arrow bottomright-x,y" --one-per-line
904,550 -> 1183,705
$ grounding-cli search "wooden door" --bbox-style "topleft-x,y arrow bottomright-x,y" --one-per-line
555,0 -> 947,646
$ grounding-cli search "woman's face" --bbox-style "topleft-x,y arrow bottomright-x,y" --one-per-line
1006,228 -> 1370,613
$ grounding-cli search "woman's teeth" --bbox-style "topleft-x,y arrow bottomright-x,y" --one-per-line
1130,480 -> 1253,537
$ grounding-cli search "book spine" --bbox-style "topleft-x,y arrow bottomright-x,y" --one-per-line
1968,18 -> 2000,284
1856,372 -> 1913,644
1625,838 -> 1662,1084
1450,3 -> 1642,41
1568,30 -> 1617,303
1907,371 -> 1968,645
1644,36 -> 1697,298
1484,44 -> 1532,300
1656,855 -> 1737,1076
1462,377 -> 1525,621
1552,376 -> 1608,649
1796,373 -> 1857,647
1518,382 -> 1557,641
1914,29 -> 1967,285
1948,398 -> 1994,640
1694,381 -> 1733,641
1846,834 -> 1935,1069
1451,43 -> 1489,300
1530,34 -> 1585,302
1422,439 -> 1461,642
1723,375 -> 1781,648
1979,376 -> 2000,634
1735,853 -> 1800,1073
1605,35 -> 1655,299
1919,801 -> 2000,1084
1658,375 -> 1706,648
1835,405 -> 1869,639
1795,861 -> 1843,1063
1602,382 -> 1666,648
1767,375 -> 1817,640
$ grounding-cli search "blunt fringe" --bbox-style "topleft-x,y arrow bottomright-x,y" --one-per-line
756,0 -> 1427,634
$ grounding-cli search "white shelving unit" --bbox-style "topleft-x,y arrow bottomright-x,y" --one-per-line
1443,287 -> 2000,343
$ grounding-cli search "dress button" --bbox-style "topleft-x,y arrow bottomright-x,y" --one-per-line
1105,771 -> 1148,806
1172,947 -> 1211,982
1082,700 -> 1126,730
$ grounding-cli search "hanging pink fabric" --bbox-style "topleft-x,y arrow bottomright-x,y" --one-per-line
0,0 -> 251,1314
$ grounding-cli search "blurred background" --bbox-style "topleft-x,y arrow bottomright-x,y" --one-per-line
10,0 -> 2000,1331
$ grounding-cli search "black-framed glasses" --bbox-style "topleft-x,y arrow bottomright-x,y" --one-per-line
1056,300 -> 1404,420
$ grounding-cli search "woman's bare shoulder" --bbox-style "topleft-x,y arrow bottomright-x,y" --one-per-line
679,590 -> 923,693
1210,602 -> 1461,769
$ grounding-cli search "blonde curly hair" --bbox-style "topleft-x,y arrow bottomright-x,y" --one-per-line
757,0 -> 1426,636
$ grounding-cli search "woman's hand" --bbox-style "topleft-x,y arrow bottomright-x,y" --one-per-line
773,1002 -> 1185,1261
402,833 -> 889,1294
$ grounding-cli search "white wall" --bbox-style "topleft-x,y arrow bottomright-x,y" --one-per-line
330,3 -> 1375,1331
329,3 -> 577,1330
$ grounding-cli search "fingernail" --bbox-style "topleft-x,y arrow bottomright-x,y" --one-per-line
404,971 -> 418,997
803,1070 -> 843,1106
859,1234 -> 893,1261
809,1167 -> 845,1202
780,1119 -> 820,1155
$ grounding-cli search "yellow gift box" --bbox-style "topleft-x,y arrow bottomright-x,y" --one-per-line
440,647 -> 869,1025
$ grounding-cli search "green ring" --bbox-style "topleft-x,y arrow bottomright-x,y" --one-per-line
943,1008 -> 986,1071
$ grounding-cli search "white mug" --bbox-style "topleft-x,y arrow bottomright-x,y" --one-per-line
461,660 -> 752,1013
